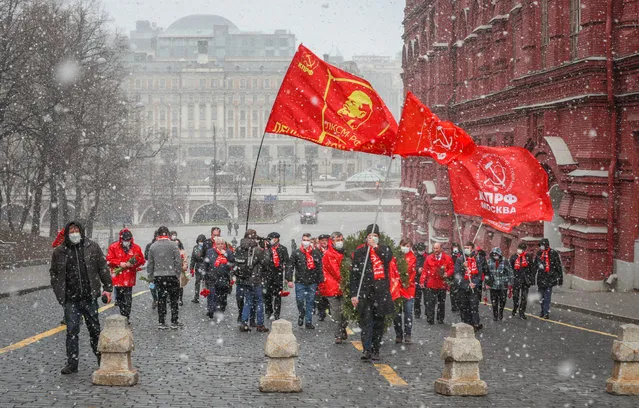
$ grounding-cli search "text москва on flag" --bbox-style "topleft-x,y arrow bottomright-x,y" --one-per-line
265,44 -> 398,156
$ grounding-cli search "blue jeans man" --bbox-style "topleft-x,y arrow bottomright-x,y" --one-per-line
539,286 -> 553,318
393,298 -> 414,343
241,284 -> 265,328
295,283 -> 318,328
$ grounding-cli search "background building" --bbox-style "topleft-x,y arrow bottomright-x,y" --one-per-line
400,0 -> 639,291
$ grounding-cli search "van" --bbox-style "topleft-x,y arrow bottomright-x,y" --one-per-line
300,200 -> 318,224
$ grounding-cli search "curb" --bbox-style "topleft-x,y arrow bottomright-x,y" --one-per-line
0,285 -> 52,299
551,301 -> 639,325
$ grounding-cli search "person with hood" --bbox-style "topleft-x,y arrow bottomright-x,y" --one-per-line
318,231 -> 347,343
509,242 -> 535,319
420,242 -> 454,325
50,221 -> 113,374
449,243 -> 462,312
264,232 -> 289,321
393,238 -> 417,343
204,237 -> 235,317
147,226 -> 183,329
237,229 -> 269,332
453,241 -> 486,332
485,247 -> 514,321
286,232 -> 324,330
534,238 -> 563,319
412,242 -> 427,319
350,224 -> 394,361
190,234 -> 207,304
105,229 -> 145,321
145,229 -> 159,309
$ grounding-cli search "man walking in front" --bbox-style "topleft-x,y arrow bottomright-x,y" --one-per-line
286,233 -> 323,329
318,231 -> 347,343
264,232 -> 289,321
50,221 -> 113,374
535,238 -> 563,319
106,228 -> 145,321
147,226 -> 183,329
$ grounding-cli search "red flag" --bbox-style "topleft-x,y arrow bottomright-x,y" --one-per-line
265,45 -> 397,155
395,92 -> 475,164
482,218 -> 519,233
448,146 -> 553,224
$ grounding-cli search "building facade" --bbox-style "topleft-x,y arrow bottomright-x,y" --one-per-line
400,0 -> 639,290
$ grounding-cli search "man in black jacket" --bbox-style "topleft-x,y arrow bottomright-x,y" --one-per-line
286,233 -> 323,329
350,224 -> 394,361
412,242 -> 427,318
50,221 -> 113,375
264,232 -> 289,321
509,242 -> 535,319
535,238 -> 563,319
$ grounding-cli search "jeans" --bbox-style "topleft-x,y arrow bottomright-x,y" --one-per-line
459,288 -> 480,327
450,288 -> 461,312
512,284 -> 529,315
242,284 -> 265,326
490,288 -> 507,320
425,288 -> 446,323
414,287 -> 427,317
295,283 -> 317,325
539,286 -> 553,316
326,296 -> 348,338
236,284 -> 256,323
393,298 -> 414,338
359,297 -> 386,353
156,276 -> 180,324
115,286 -> 133,318
206,286 -> 217,315
64,298 -> 101,365
264,271 -> 283,319
193,271 -> 204,300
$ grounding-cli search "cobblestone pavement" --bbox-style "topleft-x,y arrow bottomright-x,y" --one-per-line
1,281 -> 638,408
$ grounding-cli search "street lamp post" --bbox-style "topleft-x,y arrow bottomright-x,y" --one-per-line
305,163 -> 310,193
277,161 -> 282,193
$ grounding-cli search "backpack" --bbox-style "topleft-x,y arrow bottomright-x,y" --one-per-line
234,239 -> 257,280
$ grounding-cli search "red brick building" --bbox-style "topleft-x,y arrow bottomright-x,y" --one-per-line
400,0 -> 639,291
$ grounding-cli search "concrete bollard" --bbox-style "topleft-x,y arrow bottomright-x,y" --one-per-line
259,319 -> 302,393
434,323 -> 487,396
92,315 -> 138,386
606,324 -> 639,395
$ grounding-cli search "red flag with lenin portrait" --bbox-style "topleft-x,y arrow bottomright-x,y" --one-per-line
265,45 -> 398,155
394,92 -> 475,164
448,146 -> 553,225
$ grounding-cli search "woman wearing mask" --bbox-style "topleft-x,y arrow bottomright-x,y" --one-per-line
106,229 -> 145,321
190,234 -> 207,304
485,247 -> 514,321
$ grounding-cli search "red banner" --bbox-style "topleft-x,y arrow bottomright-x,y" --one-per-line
448,146 -> 553,224
265,45 -> 398,155
395,92 -> 475,164
482,218 -> 519,233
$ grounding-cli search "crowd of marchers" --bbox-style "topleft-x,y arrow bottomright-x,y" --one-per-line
49,220 -> 563,373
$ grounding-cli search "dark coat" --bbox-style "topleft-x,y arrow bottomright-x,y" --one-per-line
452,252 -> 487,291
50,221 -> 112,305
349,244 -> 394,315
204,248 -> 235,290
509,252 -> 536,287
414,252 -> 426,284
286,247 -> 323,285
534,248 -> 563,288
264,243 -> 290,279
235,238 -> 267,286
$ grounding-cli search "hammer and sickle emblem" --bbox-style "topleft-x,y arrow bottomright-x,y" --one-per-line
482,160 -> 507,188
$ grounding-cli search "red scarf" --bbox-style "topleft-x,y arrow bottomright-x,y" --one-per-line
370,247 -> 385,280
271,245 -> 280,268
540,250 -> 550,273
213,248 -> 228,267
514,252 -> 528,270
464,256 -> 478,280
301,245 -> 315,270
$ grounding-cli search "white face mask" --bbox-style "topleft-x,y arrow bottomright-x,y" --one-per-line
452,248 -> 459,254
270,239 -> 277,246
539,245 -> 546,251
69,232 -> 82,244
333,241 -> 344,250
122,240 -> 131,248
417,250 -> 425,255
516,249 -> 523,255
369,236 -> 379,246
400,246 -> 409,254
302,241 -> 312,248
171,235 -> 177,241
492,255 -> 500,260
463,248 -> 471,256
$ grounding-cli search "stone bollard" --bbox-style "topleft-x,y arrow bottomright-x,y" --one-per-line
92,315 -> 138,386
606,324 -> 639,395
259,319 -> 302,393
434,323 -> 487,396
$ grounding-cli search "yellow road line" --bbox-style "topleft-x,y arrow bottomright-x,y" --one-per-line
374,364 -> 408,386
346,327 -> 354,336
351,340 -> 363,351
0,290 -> 150,355
481,303 -> 617,338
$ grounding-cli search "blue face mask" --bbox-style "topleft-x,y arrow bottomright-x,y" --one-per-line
198,243 -> 203,248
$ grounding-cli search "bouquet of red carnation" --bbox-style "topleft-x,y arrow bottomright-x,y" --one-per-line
112,256 -> 137,276
230,279 -> 235,286
278,289 -> 290,297
200,288 -> 211,297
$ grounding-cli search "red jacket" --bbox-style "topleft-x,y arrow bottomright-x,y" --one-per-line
318,244 -> 344,297
106,229 -> 145,287
421,252 -> 454,290
389,252 -> 417,300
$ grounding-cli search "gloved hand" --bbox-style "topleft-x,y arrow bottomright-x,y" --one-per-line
507,286 -> 513,299
101,291 -> 112,304
190,268 -> 195,277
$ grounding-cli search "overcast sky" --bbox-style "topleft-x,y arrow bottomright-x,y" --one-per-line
101,0 -> 405,59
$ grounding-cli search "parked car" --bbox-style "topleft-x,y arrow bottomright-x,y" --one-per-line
319,174 -> 337,181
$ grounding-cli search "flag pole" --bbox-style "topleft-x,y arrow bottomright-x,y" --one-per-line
454,212 -> 473,293
355,154 -> 395,300
472,221 -> 483,244
244,132 -> 268,233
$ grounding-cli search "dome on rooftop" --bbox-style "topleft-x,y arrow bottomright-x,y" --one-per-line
164,15 -> 239,35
